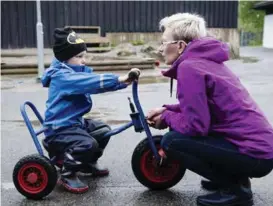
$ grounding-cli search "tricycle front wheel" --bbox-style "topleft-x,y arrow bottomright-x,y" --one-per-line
131,135 -> 186,190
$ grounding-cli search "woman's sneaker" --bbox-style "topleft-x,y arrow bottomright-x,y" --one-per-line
197,178 -> 252,206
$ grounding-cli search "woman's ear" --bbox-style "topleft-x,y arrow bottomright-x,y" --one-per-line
178,41 -> 186,54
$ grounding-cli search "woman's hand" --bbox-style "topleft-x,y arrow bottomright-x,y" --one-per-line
147,113 -> 168,130
118,68 -> 141,84
147,107 -> 167,130
147,107 -> 167,120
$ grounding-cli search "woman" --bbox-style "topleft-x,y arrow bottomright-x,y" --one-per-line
147,13 -> 273,206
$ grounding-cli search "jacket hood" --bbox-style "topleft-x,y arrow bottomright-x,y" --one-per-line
41,58 -> 92,87
162,37 -> 230,78
41,58 -> 60,87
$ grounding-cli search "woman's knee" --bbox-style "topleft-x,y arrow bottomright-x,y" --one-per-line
161,131 -> 201,154
161,131 -> 183,150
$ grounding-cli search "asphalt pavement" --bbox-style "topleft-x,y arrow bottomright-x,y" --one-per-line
1,47 -> 273,206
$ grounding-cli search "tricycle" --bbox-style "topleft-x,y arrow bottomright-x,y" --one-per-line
12,71 -> 186,199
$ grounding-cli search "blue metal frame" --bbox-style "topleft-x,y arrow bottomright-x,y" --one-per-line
20,101 -> 46,156
20,80 -> 160,160
103,121 -> 134,137
132,81 -> 160,160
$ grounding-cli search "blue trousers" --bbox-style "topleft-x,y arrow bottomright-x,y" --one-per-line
161,131 -> 273,186
44,119 -> 111,172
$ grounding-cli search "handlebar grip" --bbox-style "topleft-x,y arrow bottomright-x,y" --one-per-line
128,70 -> 140,81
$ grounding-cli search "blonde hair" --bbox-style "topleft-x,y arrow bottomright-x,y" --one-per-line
159,13 -> 207,43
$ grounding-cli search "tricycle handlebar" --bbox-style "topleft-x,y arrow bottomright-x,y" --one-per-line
128,70 -> 140,81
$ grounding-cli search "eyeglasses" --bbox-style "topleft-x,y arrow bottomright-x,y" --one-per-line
160,41 -> 178,47
158,40 -> 187,53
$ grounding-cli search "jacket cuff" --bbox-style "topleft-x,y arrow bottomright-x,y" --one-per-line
161,110 -> 171,122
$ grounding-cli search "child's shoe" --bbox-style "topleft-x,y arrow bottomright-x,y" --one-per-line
79,162 -> 109,177
58,170 -> 89,193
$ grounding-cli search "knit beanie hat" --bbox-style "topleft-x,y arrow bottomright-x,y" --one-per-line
53,27 -> 87,62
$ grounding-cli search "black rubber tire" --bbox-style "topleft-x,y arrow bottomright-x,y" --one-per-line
131,135 -> 186,190
13,154 -> 58,200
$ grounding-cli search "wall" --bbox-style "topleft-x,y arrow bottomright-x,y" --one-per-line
106,28 -> 240,58
1,1 -> 238,48
263,14 -> 273,49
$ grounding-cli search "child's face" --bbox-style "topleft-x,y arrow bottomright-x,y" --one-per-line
67,51 -> 87,66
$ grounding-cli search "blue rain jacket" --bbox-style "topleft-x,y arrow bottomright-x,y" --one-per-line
41,58 -> 127,129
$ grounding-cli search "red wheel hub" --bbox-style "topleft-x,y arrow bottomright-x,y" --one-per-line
27,173 -> 38,184
140,147 -> 180,183
18,163 -> 48,194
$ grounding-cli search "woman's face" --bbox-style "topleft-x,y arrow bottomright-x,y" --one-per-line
67,51 -> 87,66
158,30 -> 187,65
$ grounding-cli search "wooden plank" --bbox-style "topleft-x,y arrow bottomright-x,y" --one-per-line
1,59 -> 156,69
1,64 -> 154,75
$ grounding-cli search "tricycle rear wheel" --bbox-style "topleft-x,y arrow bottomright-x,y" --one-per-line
131,135 -> 186,190
13,154 -> 57,200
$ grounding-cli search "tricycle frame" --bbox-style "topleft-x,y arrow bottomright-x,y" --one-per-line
20,81 -> 161,162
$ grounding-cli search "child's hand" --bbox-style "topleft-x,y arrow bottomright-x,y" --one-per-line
118,68 -> 141,84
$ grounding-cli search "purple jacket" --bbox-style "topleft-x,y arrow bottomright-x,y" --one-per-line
161,37 -> 273,159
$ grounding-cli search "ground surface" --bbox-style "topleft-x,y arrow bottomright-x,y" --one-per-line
1,47 -> 273,206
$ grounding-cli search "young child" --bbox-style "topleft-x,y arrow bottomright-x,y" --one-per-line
41,27 -> 140,193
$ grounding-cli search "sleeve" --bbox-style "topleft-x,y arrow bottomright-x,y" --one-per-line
163,104 -> 181,112
55,71 -> 127,95
161,62 -> 210,136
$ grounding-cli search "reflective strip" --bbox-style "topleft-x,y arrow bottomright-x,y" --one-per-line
61,171 -> 72,176
61,63 -> 73,72
61,166 -> 73,176
100,74 -> 104,89
65,153 -> 82,165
